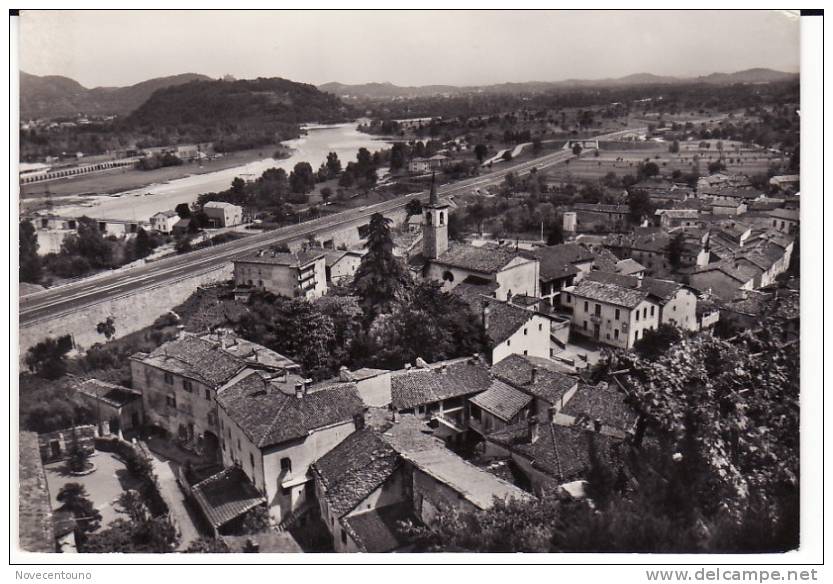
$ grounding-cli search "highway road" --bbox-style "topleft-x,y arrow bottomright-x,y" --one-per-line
19,134 -> 629,326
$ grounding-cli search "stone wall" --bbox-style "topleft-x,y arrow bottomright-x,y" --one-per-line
18,263 -> 233,364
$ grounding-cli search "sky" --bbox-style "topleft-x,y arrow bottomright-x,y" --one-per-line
18,10 -> 800,88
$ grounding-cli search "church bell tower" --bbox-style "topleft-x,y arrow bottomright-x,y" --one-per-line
423,173 -> 449,259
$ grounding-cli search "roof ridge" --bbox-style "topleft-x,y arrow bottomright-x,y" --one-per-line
257,395 -> 291,448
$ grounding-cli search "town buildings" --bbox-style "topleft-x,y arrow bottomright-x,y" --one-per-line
233,249 -> 328,299
203,201 -> 243,227
150,210 -> 180,234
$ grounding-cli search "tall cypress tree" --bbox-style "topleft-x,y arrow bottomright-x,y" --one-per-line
352,213 -> 409,315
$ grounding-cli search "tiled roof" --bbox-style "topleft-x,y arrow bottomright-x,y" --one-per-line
489,423 -> 624,483
768,208 -> 800,222
204,201 -> 241,210
75,378 -> 142,408
237,249 -> 323,267
341,502 -> 417,552
484,300 -> 534,348
570,279 -> 649,309
191,467 -> 266,529
433,242 -> 533,274
584,271 -> 682,304
18,432 -> 55,553
402,448 -> 532,509
492,354 -> 578,405
451,276 -> 500,309
217,371 -> 364,448
391,357 -> 492,411
561,384 -> 638,433
469,380 -> 533,422
222,532 -> 303,553
615,258 -> 646,276
656,209 -> 699,219
143,335 -> 246,387
592,248 -> 620,273
312,428 -> 401,517
530,244 -> 593,282
199,331 -> 301,372
573,203 -> 629,214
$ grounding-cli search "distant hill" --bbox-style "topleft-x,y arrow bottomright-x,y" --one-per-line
20,71 -> 212,119
123,77 -> 350,152
319,68 -> 799,99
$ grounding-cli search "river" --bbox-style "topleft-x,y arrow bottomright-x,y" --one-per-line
53,122 -> 394,222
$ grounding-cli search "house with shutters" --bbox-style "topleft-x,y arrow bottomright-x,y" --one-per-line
214,370 -> 365,523
560,278 -> 662,349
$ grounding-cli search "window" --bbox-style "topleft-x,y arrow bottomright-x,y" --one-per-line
507,339 -> 511,346
584,301 -> 589,312
183,380 -> 193,393
635,330 -> 640,341
439,212 -> 445,225
442,271 -> 454,283
583,321 -> 588,330
281,457 -> 292,474
538,323 -> 543,331
565,293 -> 571,303
650,306 -> 655,317
250,453 -> 255,469
523,350 -> 528,356
635,310 -> 640,322
614,329 -> 619,340
204,389 -> 211,400
164,372 -> 174,385
643,307 -> 647,319
595,304 -> 601,317
166,395 -> 176,408
523,328 -> 528,336
615,308 -> 620,320
341,530 -> 348,545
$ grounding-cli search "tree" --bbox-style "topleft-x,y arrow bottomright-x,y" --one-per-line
627,190 -> 653,223
666,232 -> 686,270
474,144 -> 488,163
389,143 -> 407,170
633,323 -> 683,360
57,483 -> 101,544
19,220 -> 42,284
572,143 -> 583,156
25,335 -> 73,379
708,160 -> 727,174
62,216 -> 112,268
669,140 -> 680,154
320,187 -> 333,205
638,161 -> 660,179
351,213 -> 409,315
532,137 -> 543,154
134,227 -> 154,259
289,162 -> 316,194
502,150 -> 513,162
326,151 -> 342,177
185,537 -> 229,553
175,203 -> 191,219
405,199 -> 423,219
546,222 -> 564,245
96,316 -> 116,341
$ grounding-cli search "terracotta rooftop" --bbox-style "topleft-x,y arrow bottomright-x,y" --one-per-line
584,271 -> 682,304
484,300 -> 535,348
74,378 -> 142,408
469,380 -> 533,422
191,467 -> 266,530
488,423 -> 625,484
529,243 -> 593,282
311,427 -> 401,518
570,279 -> 650,309
141,335 -> 246,387
560,383 -> 638,434
217,371 -> 364,448
391,357 -> 492,411
433,242 -> 533,274
237,249 -> 323,267
341,502 -> 417,552
492,354 -> 579,405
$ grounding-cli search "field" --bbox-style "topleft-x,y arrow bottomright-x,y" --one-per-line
544,139 -> 786,182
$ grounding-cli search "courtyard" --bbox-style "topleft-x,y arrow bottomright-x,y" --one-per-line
44,450 -> 142,528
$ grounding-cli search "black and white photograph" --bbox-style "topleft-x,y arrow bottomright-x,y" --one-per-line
10,6 -> 824,573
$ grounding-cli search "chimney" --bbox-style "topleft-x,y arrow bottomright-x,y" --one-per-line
482,302 -> 491,330
593,419 -> 603,433
294,382 -> 304,399
469,353 -> 480,365
635,273 -> 644,288
391,409 -> 399,423
354,412 -> 366,430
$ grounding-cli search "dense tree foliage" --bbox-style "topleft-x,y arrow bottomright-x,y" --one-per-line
352,213 -> 409,314
19,220 -> 42,284
25,335 -> 73,379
